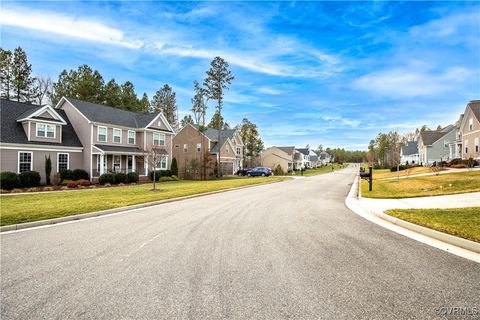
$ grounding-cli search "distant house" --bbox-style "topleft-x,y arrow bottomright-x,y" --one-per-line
458,100 -> 480,160
318,151 -> 332,165
295,148 -> 312,169
310,154 -> 319,168
261,146 -> 295,173
172,123 -> 244,178
400,141 -> 419,165
0,97 -> 175,183
418,125 -> 457,165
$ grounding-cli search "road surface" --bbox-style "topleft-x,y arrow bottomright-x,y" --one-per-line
1,166 -> 479,319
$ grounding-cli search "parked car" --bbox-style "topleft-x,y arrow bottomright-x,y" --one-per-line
236,167 -> 253,176
246,167 -> 272,177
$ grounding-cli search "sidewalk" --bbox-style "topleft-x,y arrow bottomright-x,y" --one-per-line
360,192 -> 480,213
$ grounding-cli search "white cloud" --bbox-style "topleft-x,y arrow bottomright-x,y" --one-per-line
353,67 -> 473,98
257,87 -> 283,95
0,6 -> 142,49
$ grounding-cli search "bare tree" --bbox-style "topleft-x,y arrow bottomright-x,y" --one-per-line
35,76 -> 52,105
140,146 -> 168,191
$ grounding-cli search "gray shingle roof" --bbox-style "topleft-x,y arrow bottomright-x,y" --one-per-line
401,141 -> 418,156
310,155 -> 319,162
64,97 -> 170,131
94,144 -> 145,154
296,148 -> 309,155
468,100 -> 480,121
419,131 -> 448,146
1,99 -> 82,147
276,146 -> 295,155
190,124 -> 238,153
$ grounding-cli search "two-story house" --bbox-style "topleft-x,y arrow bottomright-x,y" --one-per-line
261,146 -> 295,173
0,97 -> 175,183
400,141 -> 419,165
458,100 -> 480,160
295,148 -> 312,169
418,125 -> 457,165
172,123 -> 244,178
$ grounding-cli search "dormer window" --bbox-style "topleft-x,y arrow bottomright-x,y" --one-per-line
36,123 -> 55,138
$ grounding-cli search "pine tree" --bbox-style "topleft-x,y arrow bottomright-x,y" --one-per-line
208,111 -> 229,130
204,57 -> 234,177
0,48 -> 13,100
11,47 -> 36,102
120,81 -> 138,111
180,115 -> 193,127
151,84 -> 178,129
104,79 -> 122,107
191,80 -> 208,127
137,92 -> 150,113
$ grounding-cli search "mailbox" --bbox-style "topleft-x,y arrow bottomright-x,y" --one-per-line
359,166 -> 373,191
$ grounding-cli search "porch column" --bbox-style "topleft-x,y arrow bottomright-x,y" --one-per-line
132,155 -> 136,172
100,154 -> 105,175
144,155 -> 148,175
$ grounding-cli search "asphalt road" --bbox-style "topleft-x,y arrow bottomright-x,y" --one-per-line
1,166 -> 479,319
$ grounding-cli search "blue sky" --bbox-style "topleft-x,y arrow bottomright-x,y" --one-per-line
1,1 -> 479,150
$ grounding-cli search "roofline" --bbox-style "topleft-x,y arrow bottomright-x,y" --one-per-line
0,143 -> 83,152
56,97 -> 92,124
145,112 -> 175,133
17,104 -> 67,125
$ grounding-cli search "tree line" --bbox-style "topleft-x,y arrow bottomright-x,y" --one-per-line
314,145 -> 367,163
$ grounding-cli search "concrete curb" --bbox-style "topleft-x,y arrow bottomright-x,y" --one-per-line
345,175 -> 480,260
1,179 -> 287,233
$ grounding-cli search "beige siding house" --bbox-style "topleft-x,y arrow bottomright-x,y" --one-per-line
261,147 -> 295,173
458,100 -> 480,160
0,97 -> 175,184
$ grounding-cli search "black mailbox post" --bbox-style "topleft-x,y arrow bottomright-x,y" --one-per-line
359,166 -> 373,191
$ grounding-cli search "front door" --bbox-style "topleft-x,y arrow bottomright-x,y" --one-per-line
127,155 -> 133,173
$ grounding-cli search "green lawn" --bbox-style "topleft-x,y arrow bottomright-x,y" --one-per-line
361,171 -> 480,198
386,207 -> 480,242
292,164 -> 346,176
0,177 -> 287,226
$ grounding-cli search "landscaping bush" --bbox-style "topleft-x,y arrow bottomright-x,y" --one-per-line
98,173 -> 116,185
115,173 -> 128,184
18,171 -> 41,188
171,175 -> 179,181
450,158 -> 463,165
451,164 -> 467,169
45,155 -> 52,185
59,169 -> 74,181
159,176 -> 174,182
43,186 -> 54,191
390,165 -> 408,172
67,180 -> 78,188
127,172 -> 139,183
171,158 -> 178,177
77,179 -> 91,186
72,169 -> 89,181
0,171 -> 19,190
273,164 -> 285,176
149,170 -> 172,181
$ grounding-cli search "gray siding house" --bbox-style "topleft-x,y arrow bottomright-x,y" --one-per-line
418,125 -> 457,165
0,97 -> 175,183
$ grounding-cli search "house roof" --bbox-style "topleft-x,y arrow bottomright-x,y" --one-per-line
296,148 -> 309,155
401,141 -> 418,156
419,130 -> 448,146
0,99 -> 83,147
319,151 -> 331,159
94,144 -> 145,154
276,146 -> 296,155
467,100 -> 480,121
310,155 -> 319,162
190,124 -> 238,153
63,97 -> 172,131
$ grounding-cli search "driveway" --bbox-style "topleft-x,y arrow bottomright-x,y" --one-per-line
1,166 -> 479,319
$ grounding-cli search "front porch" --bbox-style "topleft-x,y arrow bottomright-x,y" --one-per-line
92,154 -> 147,177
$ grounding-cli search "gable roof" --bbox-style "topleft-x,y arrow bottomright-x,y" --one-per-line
0,99 -> 82,147
61,97 -> 173,132
419,131 -> 448,146
467,100 -> 480,122
276,146 -> 296,155
296,148 -> 309,155
401,141 -> 418,156
189,124 -> 240,153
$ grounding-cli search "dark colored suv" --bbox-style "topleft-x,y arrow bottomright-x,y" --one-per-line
246,167 -> 272,177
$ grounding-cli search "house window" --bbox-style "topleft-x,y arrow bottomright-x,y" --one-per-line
197,143 -> 201,152
18,152 -> 32,173
183,144 -> 188,152
465,140 -> 468,154
236,147 -> 241,155
153,132 -> 165,146
156,155 -> 168,170
113,155 -> 121,172
36,123 -> 55,138
175,144 -> 179,148
57,153 -> 69,172
226,146 -> 229,153
128,131 -> 136,144
475,138 -> 479,153
469,118 -> 473,131
113,128 -> 122,143
96,155 -> 107,173
98,126 -> 107,142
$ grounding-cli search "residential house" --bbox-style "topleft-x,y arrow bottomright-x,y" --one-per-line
261,146 -> 295,173
318,151 -> 332,166
0,99 -> 83,184
418,125 -> 457,165
172,123 -> 244,177
458,100 -> 480,160
0,97 -> 175,183
310,154 -> 319,168
295,148 -> 312,169
400,141 -> 419,165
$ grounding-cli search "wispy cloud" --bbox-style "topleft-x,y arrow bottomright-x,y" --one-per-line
0,6 -> 142,49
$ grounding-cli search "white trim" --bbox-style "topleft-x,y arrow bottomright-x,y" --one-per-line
113,154 -> 121,172
97,126 -> 107,143
57,153 -> 69,172
90,124 -> 94,180
462,129 -> 480,136
56,97 -> 91,123
127,130 -> 136,144
155,155 -> 168,170
35,123 -> 56,138
17,104 -> 67,125
1,143 -> 83,152
113,128 -> 122,144
27,121 -> 31,141
145,113 -> 175,133
92,145 -> 103,154
153,132 -> 165,146
17,151 -> 33,173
